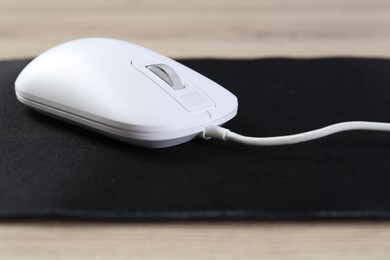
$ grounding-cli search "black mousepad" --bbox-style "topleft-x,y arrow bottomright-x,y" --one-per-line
2,58 -> 390,221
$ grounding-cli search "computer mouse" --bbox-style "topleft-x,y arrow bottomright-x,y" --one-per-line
14,38 -> 238,148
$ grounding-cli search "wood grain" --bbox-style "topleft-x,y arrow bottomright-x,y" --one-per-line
1,0 -> 390,59
2,0 -> 390,259
1,222 -> 390,259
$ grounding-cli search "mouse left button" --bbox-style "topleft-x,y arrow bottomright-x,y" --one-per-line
146,64 -> 185,90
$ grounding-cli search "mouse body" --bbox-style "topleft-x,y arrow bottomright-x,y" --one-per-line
15,38 -> 238,148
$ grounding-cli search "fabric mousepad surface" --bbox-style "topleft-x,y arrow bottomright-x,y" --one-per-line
1,58 -> 390,221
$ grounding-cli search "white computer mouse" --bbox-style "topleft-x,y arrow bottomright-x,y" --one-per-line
15,38 -> 238,148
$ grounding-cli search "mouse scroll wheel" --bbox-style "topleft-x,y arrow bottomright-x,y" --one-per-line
146,64 -> 185,90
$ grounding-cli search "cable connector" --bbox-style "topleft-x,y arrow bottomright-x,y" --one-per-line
203,125 -> 230,141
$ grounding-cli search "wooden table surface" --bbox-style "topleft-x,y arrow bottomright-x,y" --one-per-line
2,0 -> 390,259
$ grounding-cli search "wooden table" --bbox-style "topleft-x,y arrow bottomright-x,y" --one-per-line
2,0 -> 390,258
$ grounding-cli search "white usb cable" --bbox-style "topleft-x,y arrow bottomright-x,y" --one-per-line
204,121 -> 390,146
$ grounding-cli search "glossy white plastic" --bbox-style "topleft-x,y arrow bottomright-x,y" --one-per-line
15,38 -> 238,148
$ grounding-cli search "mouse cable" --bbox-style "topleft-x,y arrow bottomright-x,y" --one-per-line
203,121 -> 390,146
